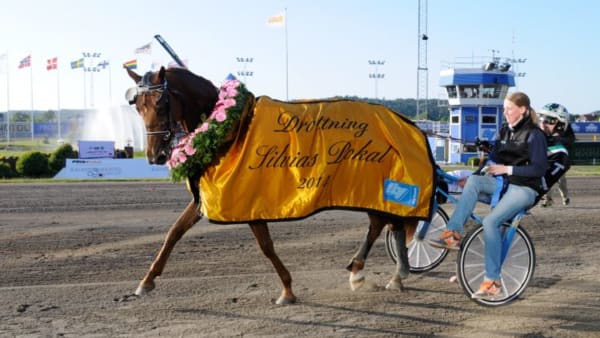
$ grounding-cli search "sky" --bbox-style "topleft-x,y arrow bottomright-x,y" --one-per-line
0,0 -> 598,115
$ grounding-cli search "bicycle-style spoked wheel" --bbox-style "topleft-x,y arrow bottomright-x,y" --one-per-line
385,207 -> 449,272
456,224 -> 536,306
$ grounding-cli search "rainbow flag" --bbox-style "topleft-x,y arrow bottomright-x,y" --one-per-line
123,59 -> 137,70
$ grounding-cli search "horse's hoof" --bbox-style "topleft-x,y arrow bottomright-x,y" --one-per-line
385,279 -> 404,291
399,268 -> 410,279
275,295 -> 296,305
134,282 -> 155,296
349,272 -> 365,291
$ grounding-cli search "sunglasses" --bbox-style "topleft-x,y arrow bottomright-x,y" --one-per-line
540,116 -> 558,125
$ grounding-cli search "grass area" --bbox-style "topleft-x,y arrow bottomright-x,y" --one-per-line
0,138 -> 146,158
2,139 -> 599,183
441,164 -> 600,177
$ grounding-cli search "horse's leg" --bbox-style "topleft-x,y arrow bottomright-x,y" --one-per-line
249,221 -> 296,305
345,214 -> 386,291
135,200 -> 202,296
385,219 -> 418,291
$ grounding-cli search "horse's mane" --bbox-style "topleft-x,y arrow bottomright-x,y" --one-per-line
164,67 -> 219,132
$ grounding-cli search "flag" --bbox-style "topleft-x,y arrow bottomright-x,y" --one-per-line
70,58 -> 84,69
18,55 -> 31,69
97,60 -> 109,69
135,42 -> 152,54
123,59 -> 137,69
46,57 -> 58,71
267,13 -> 285,26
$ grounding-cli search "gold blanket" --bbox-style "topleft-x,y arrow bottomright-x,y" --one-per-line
199,97 -> 435,223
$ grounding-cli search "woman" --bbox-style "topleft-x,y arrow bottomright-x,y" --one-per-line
429,92 -> 548,299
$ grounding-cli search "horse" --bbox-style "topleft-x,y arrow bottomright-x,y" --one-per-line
124,66 -> 435,304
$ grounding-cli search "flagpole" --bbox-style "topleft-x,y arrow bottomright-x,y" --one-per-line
56,61 -> 61,140
83,68 -> 87,109
285,7 -> 289,101
29,54 -> 34,141
108,62 -> 112,106
4,52 -> 9,146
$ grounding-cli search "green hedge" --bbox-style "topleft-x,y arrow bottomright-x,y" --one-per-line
16,151 -> 51,178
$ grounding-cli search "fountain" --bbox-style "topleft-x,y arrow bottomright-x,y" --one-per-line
79,105 -> 146,151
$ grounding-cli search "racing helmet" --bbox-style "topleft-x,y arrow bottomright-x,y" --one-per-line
539,103 -> 569,132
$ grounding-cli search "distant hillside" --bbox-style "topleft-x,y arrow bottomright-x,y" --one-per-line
335,96 -> 449,121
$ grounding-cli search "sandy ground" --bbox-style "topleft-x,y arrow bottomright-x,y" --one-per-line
1,178 -> 599,337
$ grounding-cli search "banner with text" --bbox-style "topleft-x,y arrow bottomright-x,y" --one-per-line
199,97 -> 436,223
78,140 -> 115,159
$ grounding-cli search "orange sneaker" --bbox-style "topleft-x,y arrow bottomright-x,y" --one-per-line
472,280 -> 503,299
428,230 -> 461,250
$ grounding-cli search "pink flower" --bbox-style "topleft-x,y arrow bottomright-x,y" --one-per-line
166,159 -> 176,170
169,148 -> 182,166
210,103 -> 226,120
220,80 -> 239,98
215,110 -> 227,122
198,122 -> 209,132
222,98 -> 236,109
183,142 -> 196,156
218,90 -> 229,101
177,150 -> 187,163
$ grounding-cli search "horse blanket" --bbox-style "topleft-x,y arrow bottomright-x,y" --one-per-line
199,97 -> 436,223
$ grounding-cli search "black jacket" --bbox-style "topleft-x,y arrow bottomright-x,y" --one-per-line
491,113 -> 548,194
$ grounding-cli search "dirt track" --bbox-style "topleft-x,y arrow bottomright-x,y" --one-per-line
1,178 -> 599,337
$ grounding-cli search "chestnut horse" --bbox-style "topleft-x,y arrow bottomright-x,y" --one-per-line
125,66 -> 424,304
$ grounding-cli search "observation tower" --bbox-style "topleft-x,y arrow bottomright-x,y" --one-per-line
439,57 -> 516,163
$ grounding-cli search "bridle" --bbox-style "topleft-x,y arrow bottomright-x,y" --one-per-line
126,72 -> 180,143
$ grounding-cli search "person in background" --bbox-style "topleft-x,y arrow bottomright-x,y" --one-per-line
537,103 -> 571,202
429,92 -> 548,300
539,103 -> 575,207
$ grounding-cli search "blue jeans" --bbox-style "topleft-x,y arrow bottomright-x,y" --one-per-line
446,175 -> 538,281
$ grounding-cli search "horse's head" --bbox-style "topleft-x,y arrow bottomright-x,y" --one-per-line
125,66 -> 219,165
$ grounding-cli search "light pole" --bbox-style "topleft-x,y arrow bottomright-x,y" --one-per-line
368,60 -> 385,99
508,57 -> 527,89
489,49 -> 500,62
236,57 -> 254,84
83,52 -> 101,108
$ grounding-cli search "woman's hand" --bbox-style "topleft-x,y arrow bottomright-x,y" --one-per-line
456,177 -> 468,188
488,164 -> 510,175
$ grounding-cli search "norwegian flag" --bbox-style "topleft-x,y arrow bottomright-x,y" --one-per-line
46,57 -> 58,71
18,55 -> 31,69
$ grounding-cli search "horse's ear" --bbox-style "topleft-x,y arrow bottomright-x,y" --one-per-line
125,67 -> 142,84
158,66 -> 166,83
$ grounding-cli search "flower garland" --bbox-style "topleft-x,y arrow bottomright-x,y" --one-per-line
167,79 -> 249,182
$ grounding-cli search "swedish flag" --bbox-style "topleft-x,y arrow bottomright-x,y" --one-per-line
70,58 -> 84,69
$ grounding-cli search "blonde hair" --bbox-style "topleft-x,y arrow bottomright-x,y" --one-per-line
506,91 -> 537,123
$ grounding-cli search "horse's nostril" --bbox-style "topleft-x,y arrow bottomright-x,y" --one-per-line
155,154 -> 167,165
